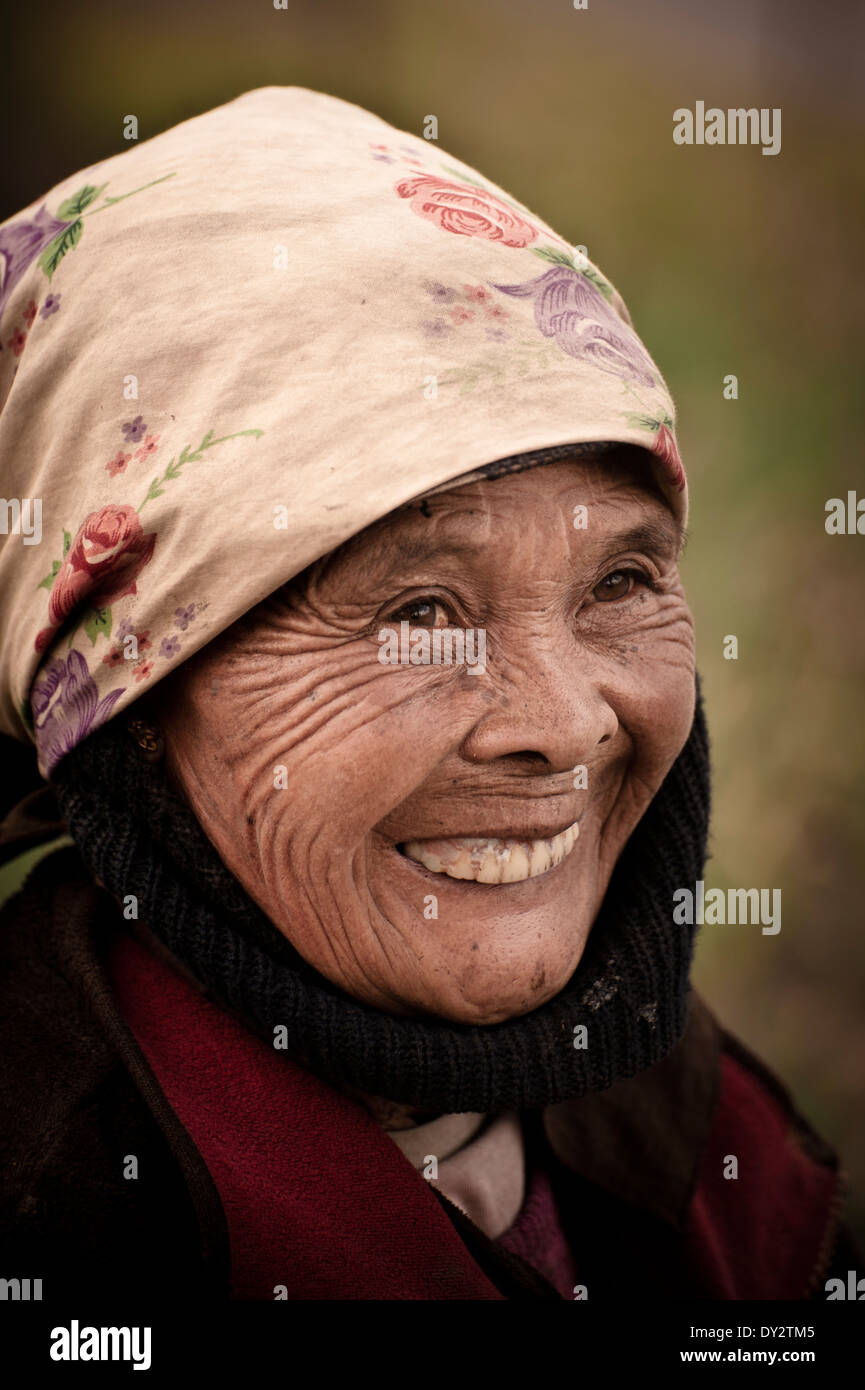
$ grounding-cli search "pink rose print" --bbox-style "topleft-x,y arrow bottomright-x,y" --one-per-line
35,504 -> 157,652
8,328 -> 27,357
134,661 -> 154,682
653,424 -> 686,492
395,174 -> 539,248
23,300 -> 37,328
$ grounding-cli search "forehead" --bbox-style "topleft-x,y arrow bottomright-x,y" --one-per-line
357,451 -> 683,561
424,449 -> 666,511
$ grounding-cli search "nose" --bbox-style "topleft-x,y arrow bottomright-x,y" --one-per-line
458,644 -> 619,775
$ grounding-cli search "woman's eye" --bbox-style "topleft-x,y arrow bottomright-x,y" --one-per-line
388,598 -> 452,627
593,570 -> 642,603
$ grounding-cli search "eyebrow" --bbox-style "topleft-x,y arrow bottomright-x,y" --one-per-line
603,518 -> 686,562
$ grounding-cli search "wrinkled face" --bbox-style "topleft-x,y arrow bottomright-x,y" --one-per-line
156,451 -> 695,1025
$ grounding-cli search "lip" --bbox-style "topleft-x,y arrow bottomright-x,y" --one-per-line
395,815 -> 583,847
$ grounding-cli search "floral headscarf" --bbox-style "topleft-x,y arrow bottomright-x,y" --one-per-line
0,87 -> 687,778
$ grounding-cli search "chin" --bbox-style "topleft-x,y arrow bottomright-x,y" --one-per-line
389,954 -> 584,1027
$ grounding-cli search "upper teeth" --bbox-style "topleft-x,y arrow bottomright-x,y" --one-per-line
402,822 -> 579,884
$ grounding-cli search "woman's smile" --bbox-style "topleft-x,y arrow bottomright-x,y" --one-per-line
399,819 -> 580,884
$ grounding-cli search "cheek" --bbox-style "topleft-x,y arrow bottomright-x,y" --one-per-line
617,596 -> 696,773
170,630 -> 491,876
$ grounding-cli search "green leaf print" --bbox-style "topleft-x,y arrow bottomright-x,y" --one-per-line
137,428 -> 264,511
625,412 -> 661,431
56,184 -> 108,219
36,558 -> 62,591
532,246 -> 577,268
83,607 -> 112,646
581,265 -> 614,302
38,220 -> 83,280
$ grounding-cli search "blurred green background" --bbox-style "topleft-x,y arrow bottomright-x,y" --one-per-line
2,0 -> 864,1243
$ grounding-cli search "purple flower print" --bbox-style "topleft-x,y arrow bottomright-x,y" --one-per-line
580,323 -> 658,385
159,634 -> 180,659
174,604 -> 195,631
490,266 -> 657,388
368,142 -> 396,163
40,293 -> 61,318
425,282 -> 457,304
121,415 -> 147,443
0,205 -> 73,328
422,319 -> 451,339
32,649 -> 124,774
116,617 -> 134,640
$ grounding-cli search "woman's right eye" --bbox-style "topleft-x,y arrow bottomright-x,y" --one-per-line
387,598 -> 453,628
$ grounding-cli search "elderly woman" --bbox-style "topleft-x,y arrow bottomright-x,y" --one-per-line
0,87 -> 858,1303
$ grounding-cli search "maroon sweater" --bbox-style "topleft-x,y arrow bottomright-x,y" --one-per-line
106,925 -> 845,1301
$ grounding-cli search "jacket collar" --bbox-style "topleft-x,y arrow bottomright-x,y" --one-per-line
0,783 -> 70,862
541,987 -> 721,1230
